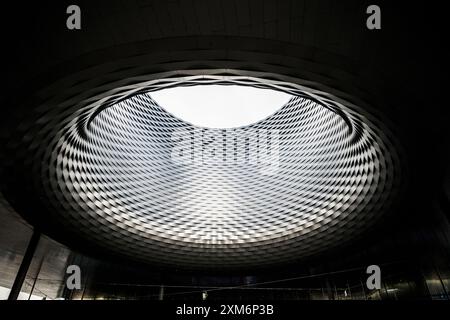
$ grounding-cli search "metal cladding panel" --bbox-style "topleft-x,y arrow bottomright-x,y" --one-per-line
18,77 -> 400,269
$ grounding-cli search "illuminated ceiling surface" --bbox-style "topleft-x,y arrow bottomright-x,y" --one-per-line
1,74 -> 400,270
24,77 -> 397,270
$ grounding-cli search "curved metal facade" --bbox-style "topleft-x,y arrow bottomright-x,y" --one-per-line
26,77 -> 401,269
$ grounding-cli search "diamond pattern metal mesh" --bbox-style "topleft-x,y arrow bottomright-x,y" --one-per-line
39,80 -> 398,269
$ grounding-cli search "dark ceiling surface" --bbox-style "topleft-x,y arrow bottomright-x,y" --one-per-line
0,1 -> 448,271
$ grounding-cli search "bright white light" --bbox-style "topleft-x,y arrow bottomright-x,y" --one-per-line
150,85 -> 292,128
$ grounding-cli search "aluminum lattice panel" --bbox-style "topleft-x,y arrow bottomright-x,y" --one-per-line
42,86 -> 396,269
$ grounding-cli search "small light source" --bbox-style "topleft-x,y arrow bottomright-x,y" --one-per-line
151,85 -> 292,128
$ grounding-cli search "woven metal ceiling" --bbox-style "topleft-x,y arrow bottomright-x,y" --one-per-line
25,76 -> 400,269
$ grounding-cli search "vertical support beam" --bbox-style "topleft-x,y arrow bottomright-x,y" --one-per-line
80,258 -> 91,301
325,278 -> 333,300
158,285 -> 164,301
360,279 -> 367,300
346,281 -> 352,299
435,266 -> 450,299
28,252 -> 46,300
8,230 -> 41,300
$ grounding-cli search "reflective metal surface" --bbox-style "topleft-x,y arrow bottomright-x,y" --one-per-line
28,78 -> 401,268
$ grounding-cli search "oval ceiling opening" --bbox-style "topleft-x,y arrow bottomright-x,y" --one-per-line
150,84 -> 293,128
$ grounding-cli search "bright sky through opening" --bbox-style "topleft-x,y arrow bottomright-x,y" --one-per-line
151,85 -> 293,128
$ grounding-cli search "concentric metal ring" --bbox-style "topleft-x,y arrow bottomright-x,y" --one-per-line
31,75 -> 400,269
